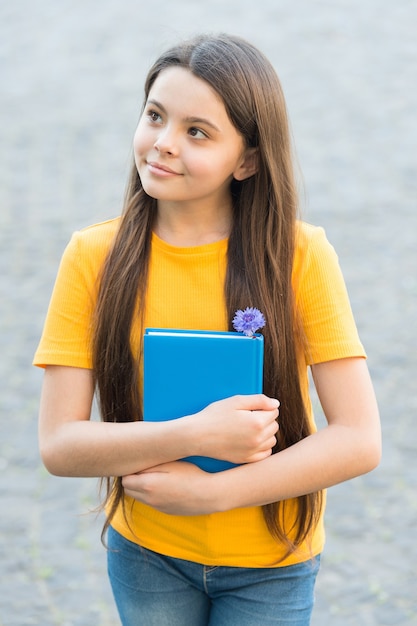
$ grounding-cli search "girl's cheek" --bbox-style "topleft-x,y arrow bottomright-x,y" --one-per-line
133,135 -> 144,173
133,119 -> 149,153
133,127 -> 142,155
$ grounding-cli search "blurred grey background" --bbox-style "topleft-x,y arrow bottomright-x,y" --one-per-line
1,1 -> 416,624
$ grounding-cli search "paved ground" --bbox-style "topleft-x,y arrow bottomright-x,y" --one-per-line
1,1 -> 416,624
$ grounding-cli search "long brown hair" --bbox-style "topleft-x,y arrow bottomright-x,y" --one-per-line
93,34 -> 322,558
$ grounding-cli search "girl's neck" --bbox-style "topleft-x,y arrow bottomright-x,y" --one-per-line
154,201 -> 232,247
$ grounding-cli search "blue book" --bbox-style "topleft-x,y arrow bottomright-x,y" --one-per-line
143,328 -> 264,472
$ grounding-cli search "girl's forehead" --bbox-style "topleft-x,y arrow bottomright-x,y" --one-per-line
148,66 -> 223,108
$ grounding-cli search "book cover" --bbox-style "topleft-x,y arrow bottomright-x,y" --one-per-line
143,328 -> 264,472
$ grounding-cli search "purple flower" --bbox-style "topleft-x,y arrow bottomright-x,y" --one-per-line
232,307 -> 266,337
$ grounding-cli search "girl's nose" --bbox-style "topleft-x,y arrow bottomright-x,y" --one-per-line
154,128 -> 178,156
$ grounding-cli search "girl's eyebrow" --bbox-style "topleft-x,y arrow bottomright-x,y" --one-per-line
147,98 -> 221,133
184,116 -> 221,133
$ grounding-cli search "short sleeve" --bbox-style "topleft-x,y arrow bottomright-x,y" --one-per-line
33,231 -> 97,368
33,217 -> 121,368
294,223 -> 366,365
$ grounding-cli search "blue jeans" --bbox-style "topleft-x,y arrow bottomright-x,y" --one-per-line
107,526 -> 320,626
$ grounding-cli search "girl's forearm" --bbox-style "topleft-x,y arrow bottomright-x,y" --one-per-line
40,363 -> 279,478
211,359 -> 382,512
210,422 -> 381,512
40,418 -> 199,478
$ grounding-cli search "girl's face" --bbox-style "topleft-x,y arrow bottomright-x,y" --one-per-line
134,67 -> 256,213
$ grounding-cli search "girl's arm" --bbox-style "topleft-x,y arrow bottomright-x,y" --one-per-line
123,357 -> 381,514
38,365 -> 279,477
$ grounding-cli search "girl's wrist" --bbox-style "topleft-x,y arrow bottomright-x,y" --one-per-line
178,412 -> 208,458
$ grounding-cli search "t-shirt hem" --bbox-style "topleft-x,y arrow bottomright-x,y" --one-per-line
109,519 -> 325,569
307,344 -> 366,366
33,353 -> 92,369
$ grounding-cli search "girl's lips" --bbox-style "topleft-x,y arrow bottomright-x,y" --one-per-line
147,161 -> 181,176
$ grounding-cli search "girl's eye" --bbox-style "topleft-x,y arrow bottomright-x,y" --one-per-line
147,110 -> 162,123
188,127 -> 207,139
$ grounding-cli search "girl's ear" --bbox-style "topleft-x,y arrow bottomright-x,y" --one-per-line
233,147 -> 259,181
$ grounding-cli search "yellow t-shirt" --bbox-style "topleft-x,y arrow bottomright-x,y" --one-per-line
34,217 -> 366,567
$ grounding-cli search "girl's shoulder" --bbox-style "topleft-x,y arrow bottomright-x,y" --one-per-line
65,217 -> 121,260
57,217 -> 122,279
293,220 -> 338,282
295,220 -> 327,251
75,216 -> 121,246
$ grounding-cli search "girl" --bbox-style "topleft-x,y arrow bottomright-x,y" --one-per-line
34,34 -> 381,626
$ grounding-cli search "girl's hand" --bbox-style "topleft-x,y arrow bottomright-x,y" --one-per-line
185,394 -> 279,465
122,462 -> 217,516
